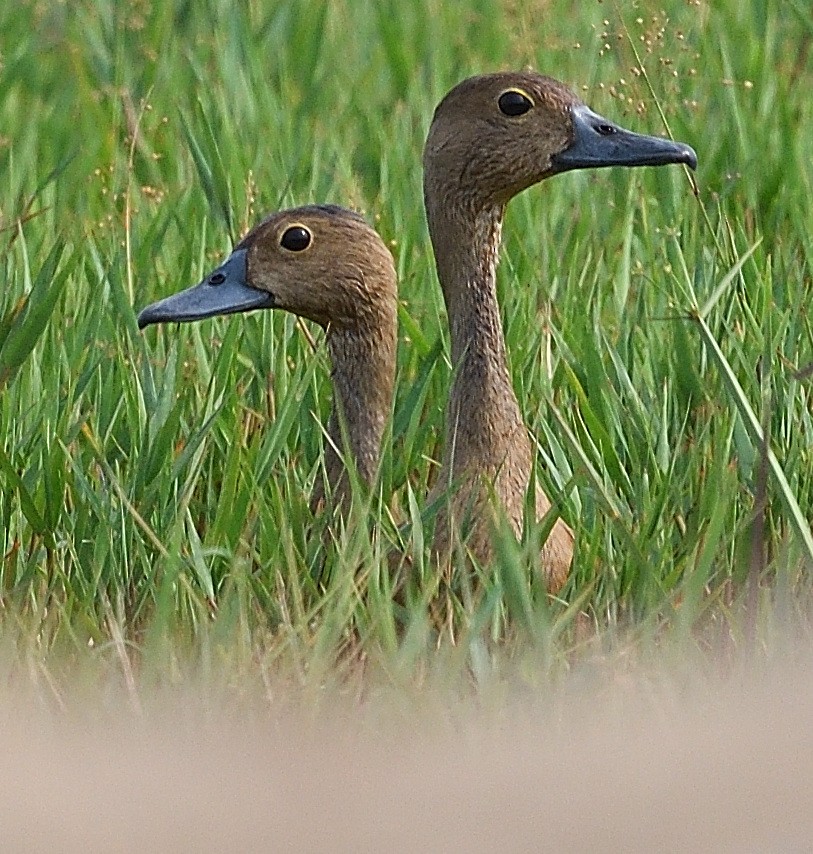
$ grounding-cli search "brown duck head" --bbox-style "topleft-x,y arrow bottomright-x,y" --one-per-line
423,70 -> 696,210
137,205 -> 396,333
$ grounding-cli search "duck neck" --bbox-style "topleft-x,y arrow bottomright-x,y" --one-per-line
324,314 -> 396,497
426,198 -> 527,475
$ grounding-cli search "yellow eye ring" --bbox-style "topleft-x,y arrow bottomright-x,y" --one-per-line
498,88 -> 534,116
279,224 -> 313,252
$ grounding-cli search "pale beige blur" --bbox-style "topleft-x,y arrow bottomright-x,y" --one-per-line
2,658 -> 813,853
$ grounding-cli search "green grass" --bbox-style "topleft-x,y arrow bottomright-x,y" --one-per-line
1,0 -> 813,704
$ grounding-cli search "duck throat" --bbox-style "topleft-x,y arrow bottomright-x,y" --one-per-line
322,320 -> 396,499
427,202 -> 529,479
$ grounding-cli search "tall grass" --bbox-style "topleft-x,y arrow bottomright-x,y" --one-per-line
1,0 -> 812,702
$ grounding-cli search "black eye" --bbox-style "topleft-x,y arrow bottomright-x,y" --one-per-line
209,272 -> 226,285
498,89 -> 533,117
280,225 -> 312,252
595,123 -> 617,136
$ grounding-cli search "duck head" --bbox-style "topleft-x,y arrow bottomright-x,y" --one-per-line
423,71 -> 697,209
137,205 -> 396,332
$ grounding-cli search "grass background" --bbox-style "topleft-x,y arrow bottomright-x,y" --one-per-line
1,0 -> 812,706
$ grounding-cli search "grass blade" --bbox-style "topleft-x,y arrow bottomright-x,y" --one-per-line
692,313 -> 813,565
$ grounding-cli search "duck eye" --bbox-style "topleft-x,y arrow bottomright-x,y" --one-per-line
595,123 -> 617,136
280,225 -> 312,252
498,89 -> 533,117
209,272 -> 226,285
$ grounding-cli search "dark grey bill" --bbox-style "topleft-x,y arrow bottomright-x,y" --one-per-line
551,104 -> 697,173
137,249 -> 274,330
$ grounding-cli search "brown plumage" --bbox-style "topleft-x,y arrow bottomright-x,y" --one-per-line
423,71 -> 696,592
138,205 -> 398,510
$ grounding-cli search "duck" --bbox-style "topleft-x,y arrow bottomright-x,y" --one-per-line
423,71 -> 697,593
138,205 -> 398,512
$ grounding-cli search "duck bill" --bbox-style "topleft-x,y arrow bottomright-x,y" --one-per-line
551,104 -> 697,173
137,249 -> 274,330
